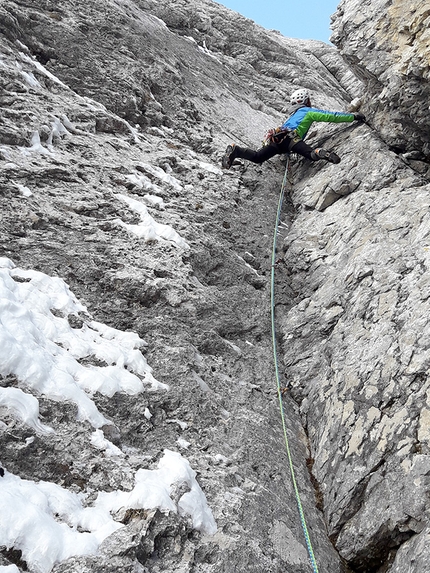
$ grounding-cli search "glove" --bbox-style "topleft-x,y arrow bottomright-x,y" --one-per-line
353,113 -> 366,122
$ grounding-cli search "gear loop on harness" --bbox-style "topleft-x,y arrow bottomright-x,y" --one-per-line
270,156 -> 320,573
263,127 -> 302,150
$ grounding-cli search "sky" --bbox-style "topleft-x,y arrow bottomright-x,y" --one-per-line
215,0 -> 340,43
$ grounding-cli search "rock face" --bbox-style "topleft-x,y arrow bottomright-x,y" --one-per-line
331,0 -> 430,162
0,1 -> 429,573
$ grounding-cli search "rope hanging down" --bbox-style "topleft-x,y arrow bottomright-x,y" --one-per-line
270,157 -> 320,573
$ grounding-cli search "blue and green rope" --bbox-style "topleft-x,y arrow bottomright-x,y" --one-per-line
270,157 -> 319,573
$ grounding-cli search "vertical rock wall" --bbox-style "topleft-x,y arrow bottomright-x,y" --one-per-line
280,0 -> 430,571
331,0 -> 430,161
0,1 -> 358,572
1,0 -> 429,572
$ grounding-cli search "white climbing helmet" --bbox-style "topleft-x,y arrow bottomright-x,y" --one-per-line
290,88 -> 310,107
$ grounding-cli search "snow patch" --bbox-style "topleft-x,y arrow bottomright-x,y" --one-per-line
0,469 -> 121,573
0,147 -> 13,160
20,52 -> 68,88
199,161 -> 223,176
198,41 -> 223,64
167,418 -> 188,430
142,193 -> 165,209
95,449 -> 217,535
136,162 -> 183,192
15,183 -> 33,197
0,387 -> 53,434
91,429 -> 123,457
177,437 -> 191,449
0,258 -> 166,431
0,455 -> 217,573
116,193 -> 189,249
191,370 -> 211,392
46,117 -> 69,148
21,131 -> 54,157
125,171 -> 164,195
20,70 -> 41,88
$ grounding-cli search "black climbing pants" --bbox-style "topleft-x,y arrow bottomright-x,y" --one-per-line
233,138 -> 316,164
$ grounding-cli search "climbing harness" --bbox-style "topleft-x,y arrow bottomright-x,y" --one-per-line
263,127 -> 289,146
270,157 -> 320,573
263,127 -> 301,150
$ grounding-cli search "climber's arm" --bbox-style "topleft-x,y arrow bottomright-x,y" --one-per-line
296,109 -> 355,138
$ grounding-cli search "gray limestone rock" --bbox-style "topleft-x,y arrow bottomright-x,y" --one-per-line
331,0 -> 430,158
0,1 -> 429,573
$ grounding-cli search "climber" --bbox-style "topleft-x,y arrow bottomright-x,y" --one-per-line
221,88 -> 365,169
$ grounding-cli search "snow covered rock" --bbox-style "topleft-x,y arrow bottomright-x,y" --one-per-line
0,0 -> 429,572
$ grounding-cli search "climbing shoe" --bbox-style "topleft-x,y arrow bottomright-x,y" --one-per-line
312,148 -> 341,164
221,144 -> 237,169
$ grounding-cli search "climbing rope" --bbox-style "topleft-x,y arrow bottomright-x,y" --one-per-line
270,156 -> 320,573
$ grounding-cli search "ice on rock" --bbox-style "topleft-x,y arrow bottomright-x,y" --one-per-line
0,259 -> 166,432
